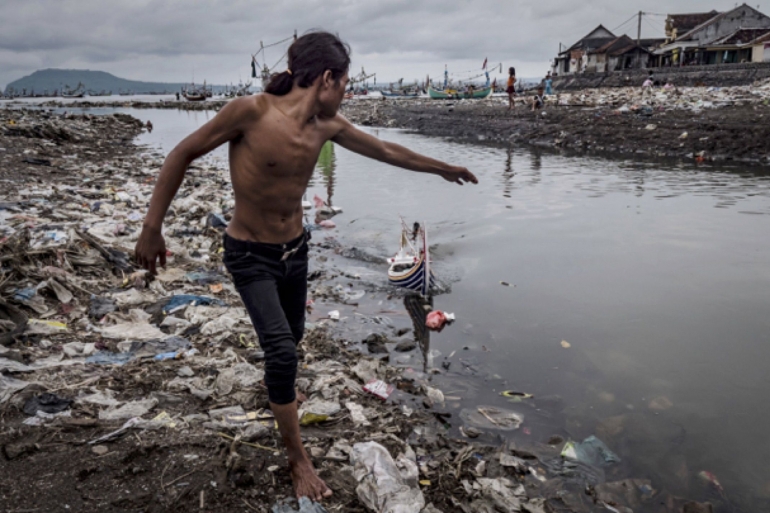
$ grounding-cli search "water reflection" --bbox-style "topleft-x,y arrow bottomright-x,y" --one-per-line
404,294 -> 432,373
502,148 -> 514,199
530,148 -> 542,171
316,141 -> 336,205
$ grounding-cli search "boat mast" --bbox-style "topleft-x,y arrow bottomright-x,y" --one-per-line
423,223 -> 430,297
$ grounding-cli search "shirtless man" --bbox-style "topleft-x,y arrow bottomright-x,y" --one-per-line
134,31 -> 477,501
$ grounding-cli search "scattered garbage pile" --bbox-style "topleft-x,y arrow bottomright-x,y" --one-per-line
0,109 -> 726,512
5,97 -> 230,112
341,82 -> 770,165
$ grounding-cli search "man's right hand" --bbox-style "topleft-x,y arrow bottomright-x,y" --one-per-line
135,227 -> 167,275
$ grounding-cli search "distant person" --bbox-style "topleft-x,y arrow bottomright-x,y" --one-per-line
175,92 -> 180,101
146,120 -> 153,133
642,77 -> 654,88
544,73 -> 553,96
506,67 -> 516,110
531,86 -> 545,111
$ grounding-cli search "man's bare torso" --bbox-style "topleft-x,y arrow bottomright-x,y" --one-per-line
226,94 -> 338,244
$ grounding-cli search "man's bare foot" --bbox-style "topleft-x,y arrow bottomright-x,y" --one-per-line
290,458 -> 332,501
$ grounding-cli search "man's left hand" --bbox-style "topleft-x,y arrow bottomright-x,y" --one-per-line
440,166 -> 478,185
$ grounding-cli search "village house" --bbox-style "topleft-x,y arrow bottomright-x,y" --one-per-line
554,4 -> 770,75
553,25 -> 617,75
553,25 -> 663,75
654,4 -> 770,66
588,35 -> 656,73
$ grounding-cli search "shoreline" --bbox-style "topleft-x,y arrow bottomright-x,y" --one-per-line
5,81 -> 770,166
0,109 -> 723,513
339,84 -> 770,167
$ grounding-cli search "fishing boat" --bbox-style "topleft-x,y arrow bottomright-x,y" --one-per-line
235,81 -> 252,97
387,219 -> 435,297
61,82 -> 85,98
252,31 -> 298,91
428,84 -> 493,100
381,90 -> 420,98
183,91 -> 206,101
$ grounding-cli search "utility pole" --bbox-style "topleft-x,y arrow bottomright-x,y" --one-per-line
637,11 -> 643,47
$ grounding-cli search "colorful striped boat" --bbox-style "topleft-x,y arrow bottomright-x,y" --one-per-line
387,220 -> 435,297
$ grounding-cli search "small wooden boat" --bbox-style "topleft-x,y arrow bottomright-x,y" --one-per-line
183,91 -> 206,102
344,89 -> 369,100
428,84 -> 493,100
387,219 -> 435,297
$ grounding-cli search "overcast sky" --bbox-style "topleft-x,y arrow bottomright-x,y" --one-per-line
0,0 -> 753,88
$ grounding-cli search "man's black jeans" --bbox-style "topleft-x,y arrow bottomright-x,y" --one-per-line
223,230 -> 309,405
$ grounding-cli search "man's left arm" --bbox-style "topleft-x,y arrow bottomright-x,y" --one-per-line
331,116 -> 478,185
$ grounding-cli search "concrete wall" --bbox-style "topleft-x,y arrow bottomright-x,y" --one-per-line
586,54 -> 603,73
755,43 -> 770,62
552,61 -> 770,90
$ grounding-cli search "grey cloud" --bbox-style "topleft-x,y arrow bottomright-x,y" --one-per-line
0,0 -> 745,88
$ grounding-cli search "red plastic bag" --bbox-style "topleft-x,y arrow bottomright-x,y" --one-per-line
426,311 -> 455,332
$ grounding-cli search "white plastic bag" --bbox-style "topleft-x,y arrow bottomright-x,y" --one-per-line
351,441 -> 425,513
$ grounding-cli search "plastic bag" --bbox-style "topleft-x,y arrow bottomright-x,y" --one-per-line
561,435 -> 620,467
351,441 -> 425,513
425,311 -> 455,331
272,497 -> 329,513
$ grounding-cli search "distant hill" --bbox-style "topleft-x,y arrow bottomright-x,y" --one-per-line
4,69 -> 231,95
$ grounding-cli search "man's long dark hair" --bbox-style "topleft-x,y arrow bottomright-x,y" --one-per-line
265,31 -> 351,96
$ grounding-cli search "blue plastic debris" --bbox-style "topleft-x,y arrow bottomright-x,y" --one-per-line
154,352 -> 179,361
162,294 -> 225,314
86,352 -> 135,366
185,271 -> 224,285
14,288 -> 37,302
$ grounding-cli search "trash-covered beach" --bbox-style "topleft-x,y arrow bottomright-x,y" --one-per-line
0,106 -> 760,513
341,81 -> 770,165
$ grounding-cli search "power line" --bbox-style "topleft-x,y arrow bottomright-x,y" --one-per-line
643,17 -> 665,36
612,13 -> 640,32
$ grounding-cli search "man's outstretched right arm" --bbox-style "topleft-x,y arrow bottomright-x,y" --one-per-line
135,96 -> 260,274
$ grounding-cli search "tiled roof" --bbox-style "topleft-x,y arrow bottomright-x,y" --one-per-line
713,28 -> 770,45
667,11 -> 721,34
589,36 -> 653,56
562,25 -> 616,53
